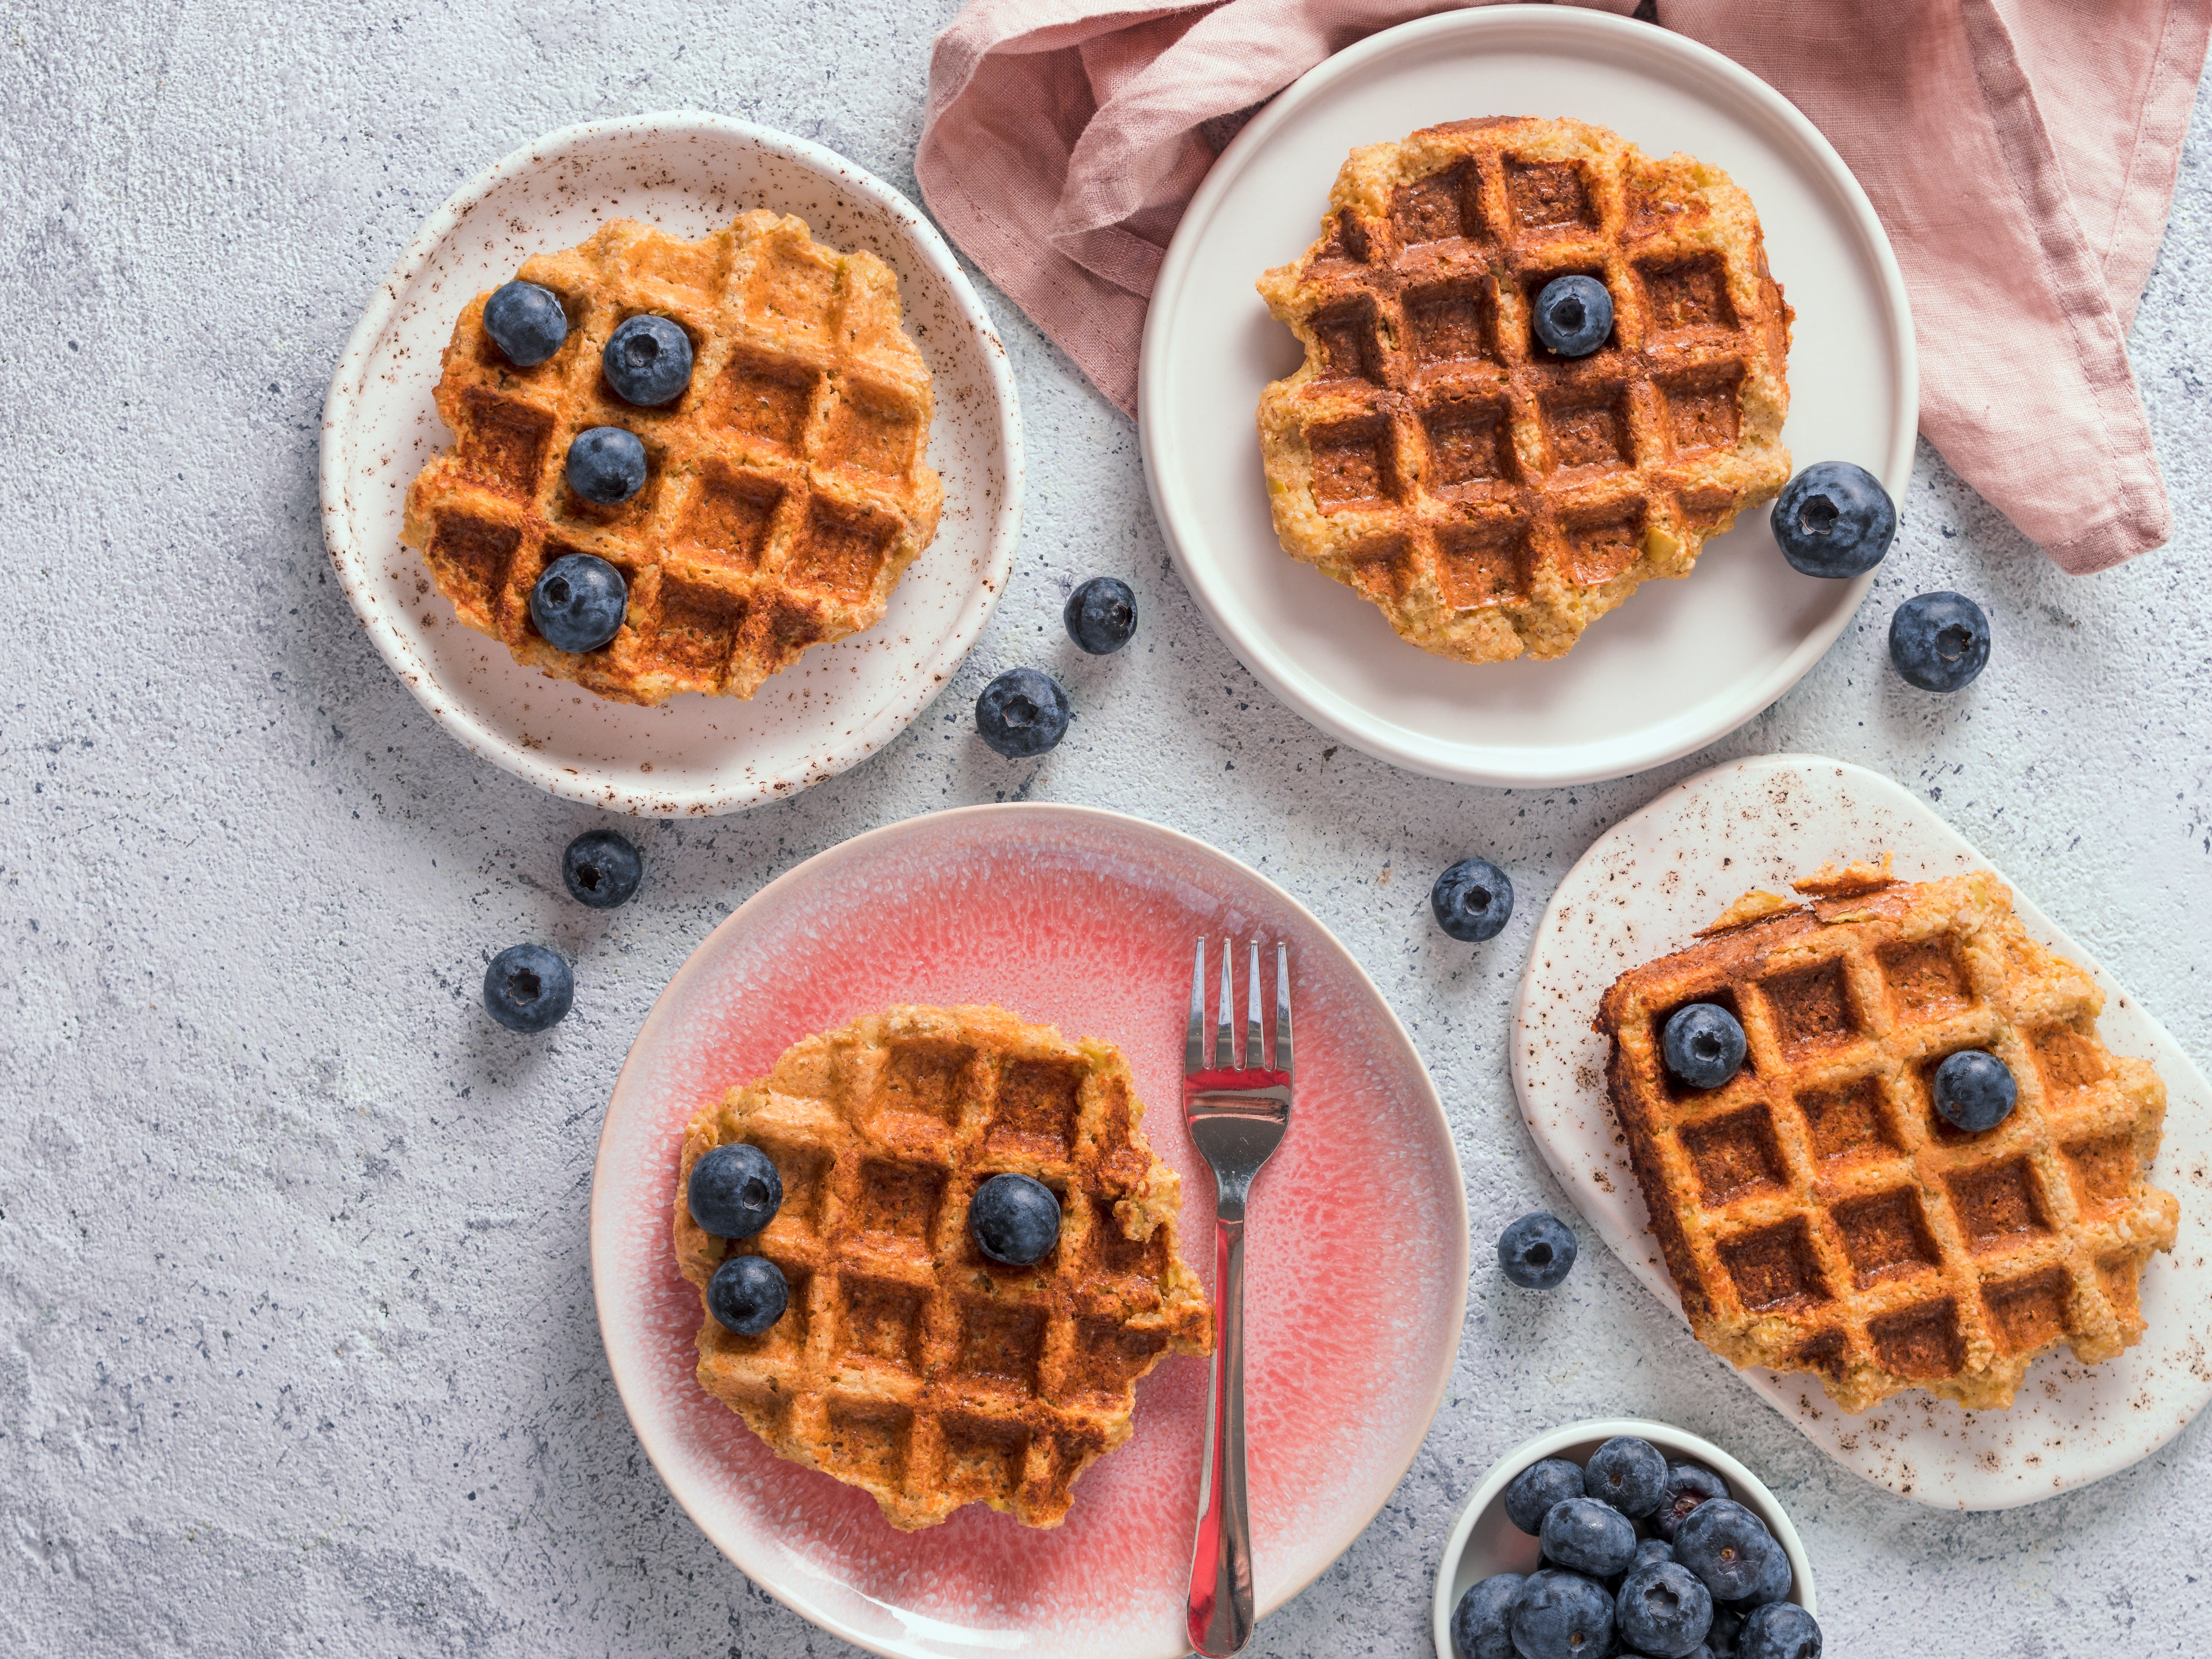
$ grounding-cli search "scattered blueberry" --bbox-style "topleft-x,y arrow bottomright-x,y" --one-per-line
1889,591 -> 1990,692
1450,1572 -> 1525,1659
975,668 -> 1071,757
1617,1560 -> 1714,1658
564,426 -> 649,506
1498,1212 -> 1578,1290
1738,1602 -> 1820,1659
1662,1002 -> 1746,1090
1432,856 -> 1514,942
531,552 -> 629,652
1585,1435 -> 1668,1518
1541,1496 -> 1639,1579
482,943 -> 572,1033
1655,1464 -> 1731,1541
602,313 -> 694,406
1933,1048 -> 2018,1133
1065,576 -> 1138,655
1532,274 -> 1614,357
1771,461 -> 1895,578
1674,1500 -> 1785,1604
482,280 -> 569,367
562,828 -> 643,908
687,1143 -> 783,1240
1635,1537 -> 1676,1570
1505,1458 -> 1587,1535
707,1253 -> 788,1337
1509,1568 -> 1616,1659
968,1172 -> 1061,1265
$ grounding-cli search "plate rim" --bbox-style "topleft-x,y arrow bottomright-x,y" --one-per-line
318,110 -> 1024,818
1137,4 -> 1918,789
588,802 -> 1472,1656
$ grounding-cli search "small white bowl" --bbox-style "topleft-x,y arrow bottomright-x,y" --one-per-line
1431,1418 -> 1818,1657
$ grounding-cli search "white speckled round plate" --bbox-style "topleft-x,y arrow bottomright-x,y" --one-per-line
320,114 -> 1022,816
1513,755 -> 2212,1509
591,805 -> 1467,1658
1140,6 -> 1915,787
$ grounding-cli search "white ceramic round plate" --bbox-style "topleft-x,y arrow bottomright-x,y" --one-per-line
1139,6 -> 1914,788
1431,1417 -> 1817,1657
1513,755 -> 2212,1509
320,114 -> 1022,816
591,805 -> 1468,1658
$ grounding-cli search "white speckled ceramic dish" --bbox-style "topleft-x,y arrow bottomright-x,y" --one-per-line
1513,755 -> 2212,1509
320,114 -> 1022,816
1431,1417 -> 1817,1658
592,805 -> 1468,1658
1140,7 -> 1915,788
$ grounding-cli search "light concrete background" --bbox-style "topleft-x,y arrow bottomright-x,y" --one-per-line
5,3 -> 2208,1654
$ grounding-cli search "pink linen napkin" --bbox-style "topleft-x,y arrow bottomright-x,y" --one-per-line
916,0 -> 2210,573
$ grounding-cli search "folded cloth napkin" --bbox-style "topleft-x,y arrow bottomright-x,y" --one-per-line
917,0 -> 2210,573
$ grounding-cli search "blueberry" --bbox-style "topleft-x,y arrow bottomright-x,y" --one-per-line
1771,461 -> 1895,578
687,1143 -> 783,1240
968,1172 -> 1061,1266
1674,1500 -> 1784,1604
706,1253 -> 788,1337
1889,591 -> 1990,692
561,828 -> 643,908
1532,274 -> 1614,357
1662,1003 -> 1746,1091
1504,1457 -> 1587,1535
1706,1605 -> 1746,1659
1065,576 -> 1138,655
1540,1496 -> 1638,1578
1585,1436 -> 1668,1518
564,426 -> 649,507
531,552 -> 629,652
1723,1536 -> 1792,1610
975,668 -> 1071,758
1654,1464 -> 1730,1541
602,313 -> 694,406
1433,856 -> 1514,942
482,280 -> 569,367
1450,1572 -> 1525,1659
1737,1603 -> 1820,1659
482,943 -> 572,1033
1933,1048 -> 2017,1133
1508,1569 -> 1615,1659
1617,1560 -> 1714,1658
1635,1538 -> 1675,1571
1498,1212 -> 1577,1290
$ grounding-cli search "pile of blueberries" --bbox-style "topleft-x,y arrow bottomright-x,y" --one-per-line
1453,1435 -> 1822,1659
480,828 -> 646,1035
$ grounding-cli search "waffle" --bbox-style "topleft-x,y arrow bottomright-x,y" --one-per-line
673,1006 -> 1214,1530
1595,862 -> 2178,1414
401,211 -> 943,704
1255,116 -> 1792,663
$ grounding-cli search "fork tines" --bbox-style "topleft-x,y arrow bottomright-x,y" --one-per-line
1187,937 -> 1291,1077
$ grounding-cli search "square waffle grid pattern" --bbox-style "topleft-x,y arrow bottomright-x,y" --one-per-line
1598,873 -> 2178,1414
1255,117 -> 1791,664
673,1008 -> 1214,1531
402,211 -> 944,704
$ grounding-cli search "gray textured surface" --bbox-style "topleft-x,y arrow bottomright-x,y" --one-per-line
4,4 -> 2208,1654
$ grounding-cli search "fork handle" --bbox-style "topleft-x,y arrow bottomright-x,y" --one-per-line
1187,1211 -> 1253,1656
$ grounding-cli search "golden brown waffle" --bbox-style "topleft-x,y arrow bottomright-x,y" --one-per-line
1596,864 -> 2178,1413
1256,116 -> 1792,663
673,1006 -> 1214,1530
401,211 -> 943,704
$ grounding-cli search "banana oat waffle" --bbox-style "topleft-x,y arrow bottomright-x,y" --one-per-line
1596,861 -> 2178,1414
402,210 -> 942,704
1256,115 -> 1791,664
673,1006 -> 1214,1530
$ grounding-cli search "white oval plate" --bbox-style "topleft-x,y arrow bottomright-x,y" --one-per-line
1139,7 -> 1914,788
320,114 -> 1022,816
1513,755 -> 2212,1509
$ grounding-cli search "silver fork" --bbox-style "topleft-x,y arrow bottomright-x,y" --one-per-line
1183,936 -> 1292,1657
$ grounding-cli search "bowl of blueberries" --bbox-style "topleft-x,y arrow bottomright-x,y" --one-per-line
1432,1420 -> 1821,1659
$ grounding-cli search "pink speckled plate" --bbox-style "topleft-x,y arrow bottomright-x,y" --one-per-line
592,806 -> 1467,1656
1513,755 -> 2212,1509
